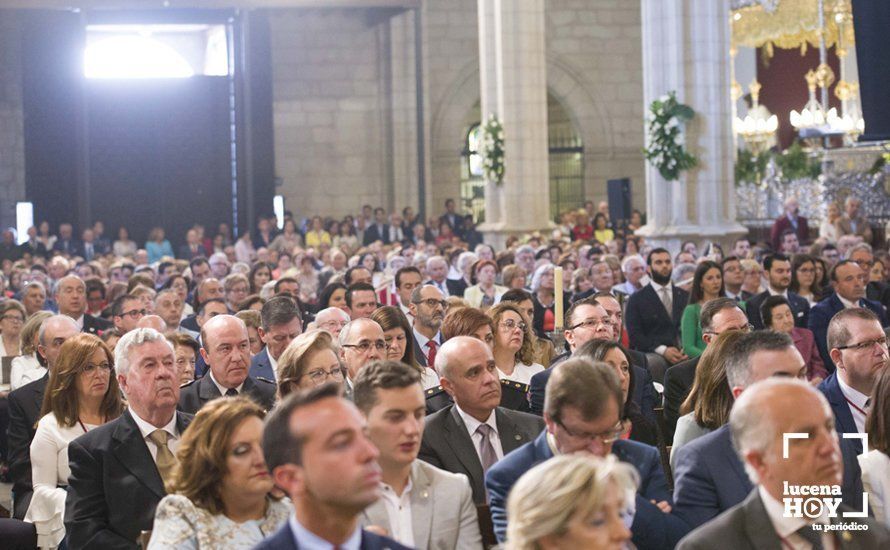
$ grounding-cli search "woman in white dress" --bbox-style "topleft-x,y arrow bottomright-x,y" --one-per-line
26,333 -> 124,548
149,397 -> 290,549
489,302 -> 544,385
860,366 -> 890,527
9,311 -> 53,390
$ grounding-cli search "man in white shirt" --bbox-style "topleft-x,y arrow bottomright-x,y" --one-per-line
394,266 -> 423,323
354,361 -> 482,549
410,285 -> 445,369
677,378 -> 890,549
65,328 -> 194,548
614,255 -> 647,296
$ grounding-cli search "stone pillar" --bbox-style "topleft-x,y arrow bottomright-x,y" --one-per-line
476,0 -> 551,250
636,0 -> 746,252
0,11 -> 26,231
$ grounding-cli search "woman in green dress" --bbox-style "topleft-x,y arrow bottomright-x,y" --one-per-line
680,260 -> 725,358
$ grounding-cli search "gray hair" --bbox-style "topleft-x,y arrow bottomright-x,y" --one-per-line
621,254 -> 645,273
529,263 -> 555,292
410,284 -> 441,304
114,327 -> 173,377
24,280 -> 46,294
724,331 -> 794,390
37,315 -> 78,347
845,242 -> 873,259
426,255 -> 447,270
315,307 -> 350,324
671,263 -> 696,286
53,274 -> 85,296
515,244 -> 535,257
456,252 -> 478,273
730,377 -> 831,483
337,318 -> 379,347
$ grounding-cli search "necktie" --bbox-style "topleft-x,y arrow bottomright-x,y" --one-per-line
659,286 -> 673,315
427,340 -> 438,369
225,387 -> 238,397
476,424 -> 498,472
148,429 -> 177,482
795,524 -> 824,550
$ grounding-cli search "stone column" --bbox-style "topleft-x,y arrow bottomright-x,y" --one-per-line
476,0 -> 551,250
636,0 -> 746,252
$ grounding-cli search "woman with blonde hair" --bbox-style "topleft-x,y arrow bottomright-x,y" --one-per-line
9,310 -> 52,390
275,329 -> 345,399
26,333 -> 124,548
489,302 -> 544,385
505,454 -> 635,550
149,397 -> 289,548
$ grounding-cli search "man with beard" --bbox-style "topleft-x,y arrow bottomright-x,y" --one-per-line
410,285 -> 446,370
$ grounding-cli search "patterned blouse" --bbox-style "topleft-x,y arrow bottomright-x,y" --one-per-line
148,494 -> 291,549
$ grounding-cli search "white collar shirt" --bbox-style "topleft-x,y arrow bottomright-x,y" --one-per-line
836,374 -> 869,433
379,477 -> 414,547
208,369 -> 245,396
289,515 -> 361,550
129,407 -> 181,462
759,485 -> 836,550
454,405 -> 504,462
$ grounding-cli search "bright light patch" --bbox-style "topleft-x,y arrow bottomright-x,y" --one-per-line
85,35 -> 195,79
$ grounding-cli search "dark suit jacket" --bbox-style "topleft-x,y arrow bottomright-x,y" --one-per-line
819,372 -> 861,453
746,290 -> 810,330
867,280 -> 890,311
677,488 -> 890,549
178,374 -> 276,414
6,374 -> 48,518
53,238 -> 82,257
65,410 -> 193,549
253,519 -> 411,550
486,432 -> 688,549
19,239 -> 48,258
769,214 -> 809,250
82,313 -> 112,336
363,223 -> 391,245
663,356 -> 701,443
446,278 -> 467,298
625,283 -> 689,353
808,293 -> 888,371
249,348 -> 276,381
177,243 -> 208,260
418,405 -> 543,503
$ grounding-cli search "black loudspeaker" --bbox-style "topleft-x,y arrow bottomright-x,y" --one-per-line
852,0 -> 890,141
607,178 -> 632,226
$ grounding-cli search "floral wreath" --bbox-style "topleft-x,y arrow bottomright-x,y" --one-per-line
643,91 -> 698,181
481,114 -> 505,185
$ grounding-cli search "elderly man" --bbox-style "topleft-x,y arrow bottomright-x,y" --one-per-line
410,285 -> 445,369
314,306 -> 350,338
808,260 -> 888,370
154,289 -> 192,337
178,229 -> 207,260
672,331 -> 863,529
355,361 -> 483,549
249,296 -> 303,381
487,359 -> 687,549
258,385 -> 409,550
179,315 -> 275,414
65,328 -> 194,548
110,294 -> 145,335
7,315 -> 78,519
848,242 -> 890,310
770,197 -> 809,251
836,195 -> 873,243
54,275 -> 112,335
21,281 -> 47,317
338,318 -> 387,388
614,254 -> 647,296
425,255 -> 458,298
208,252 -> 230,279
677,379 -> 889,548
820,308 -> 889,454
418,336 -> 543,504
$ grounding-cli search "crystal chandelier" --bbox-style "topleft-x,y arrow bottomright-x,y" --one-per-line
790,69 -> 837,130
734,79 -> 778,153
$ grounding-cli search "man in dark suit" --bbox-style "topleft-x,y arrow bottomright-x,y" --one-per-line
257,383 -> 410,550
848,243 -> 890,310
769,197 -> 809,251
249,296 -> 303,381
808,260 -> 888,370
673,331 -> 863,530
66,328 -> 194,549
362,207 -> 391,246
51,223 -> 81,257
7,315 -> 78,518
745,254 -> 810,330
410,285 -> 445,369
54,275 -> 112,336
179,315 -> 276,414
438,198 -> 464,238
624,248 -> 689,383
663,298 -> 749,441
423,255 -> 463,297
418,337 -> 544,503
677,378 -> 889,549
18,226 -> 48,259
177,228 -> 208,260
819,307 -> 889,455
488,358 -> 688,550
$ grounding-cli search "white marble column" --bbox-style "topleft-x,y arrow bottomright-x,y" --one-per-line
476,0 -> 551,250
636,0 -> 747,252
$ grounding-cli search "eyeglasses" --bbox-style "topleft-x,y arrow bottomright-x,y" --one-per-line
556,418 -> 625,445
81,362 -> 112,374
499,319 -> 527,332
304,367 -> 345,384
342,340 -> 387,353
413,298 -> 447,309
1,315 -> 24,323
703,324 -> 754,337
318,320 -> 349,330
568,317 -> 614,331
120,309 -> 147,319
836,336 -> 889,352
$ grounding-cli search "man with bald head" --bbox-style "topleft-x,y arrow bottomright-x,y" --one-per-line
137,315 -> 168,333
314,306 -> 350,338
7,315 -> 78,518
338,318 -> 386,388
54,274 -> 112,335
178,315 -> 275,414
677,379 -> 889,548
418,336 -> 543,503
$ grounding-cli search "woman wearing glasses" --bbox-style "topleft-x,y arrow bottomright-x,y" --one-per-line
760,295 -> 828,384
680,260 -> 725,359
275,329 -> 346,399
0,299 -> 26,358
490,303 -> 544,386
26,333 -> 124,549
370,306 -> 439,389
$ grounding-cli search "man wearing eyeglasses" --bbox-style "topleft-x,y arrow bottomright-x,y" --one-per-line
487,358 -> 687,549
820,307 -> 889,455
848,242 -> 890,312
110,294 -> 145,335
410,285 -> 446,369
338,318 -> 387,389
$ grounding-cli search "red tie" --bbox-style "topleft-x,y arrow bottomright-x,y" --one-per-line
427,340 -> 438,369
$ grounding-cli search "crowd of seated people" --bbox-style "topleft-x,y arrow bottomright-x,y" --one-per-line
0,195 -> 889,549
